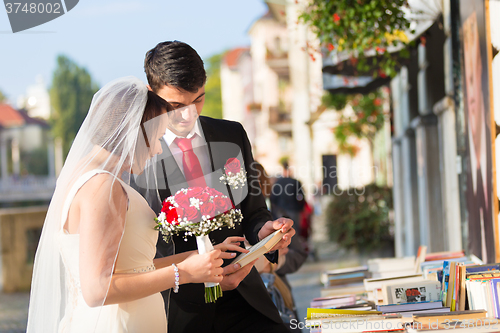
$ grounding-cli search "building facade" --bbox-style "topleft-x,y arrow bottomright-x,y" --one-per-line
221,0 -> 378,203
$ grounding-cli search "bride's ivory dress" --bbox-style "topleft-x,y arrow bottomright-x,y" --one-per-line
57,170 -> 167,333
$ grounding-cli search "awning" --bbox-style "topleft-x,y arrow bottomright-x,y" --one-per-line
323,73 -> 392,95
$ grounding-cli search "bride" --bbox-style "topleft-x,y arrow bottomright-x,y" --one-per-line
26,77 -> 242,332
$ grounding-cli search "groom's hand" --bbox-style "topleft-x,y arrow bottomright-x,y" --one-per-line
258,217 -> 295,252
220,259 -> 258,291
214,236 -> 249,256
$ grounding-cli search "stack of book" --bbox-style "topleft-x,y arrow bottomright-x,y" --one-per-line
368,257 -> 417,279
407,310 -> 488,332
320,266 -> 370,287
310,295 -> 357,309
306,308 -> 409,333
376,301 -> 448,317
319,266 -> 370,298
464,263 -> 500,317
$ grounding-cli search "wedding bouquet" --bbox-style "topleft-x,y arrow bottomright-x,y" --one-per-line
155,186 -> 243,303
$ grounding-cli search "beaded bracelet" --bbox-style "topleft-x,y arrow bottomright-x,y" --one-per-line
172,263 -> 180,293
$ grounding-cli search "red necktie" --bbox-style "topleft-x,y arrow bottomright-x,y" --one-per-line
174,137 -> 207,188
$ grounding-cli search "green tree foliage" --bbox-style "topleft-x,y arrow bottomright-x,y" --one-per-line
323,90 -> 386,156
0,89 -> 6,103
21,147 -> 48,176
300,0 -> 412,77
50,55 -> 99,156
202,53 -> 223,119
325,184 -> 393,253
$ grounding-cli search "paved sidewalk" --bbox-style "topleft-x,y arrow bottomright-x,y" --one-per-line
0,292 -> 29,333
289,241 -> 363,330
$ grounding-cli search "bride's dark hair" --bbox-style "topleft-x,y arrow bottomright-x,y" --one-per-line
142,91 -> 173,124
140,91 -> 173,148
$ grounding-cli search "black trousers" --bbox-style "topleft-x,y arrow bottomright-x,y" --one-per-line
168,289 -> 289,333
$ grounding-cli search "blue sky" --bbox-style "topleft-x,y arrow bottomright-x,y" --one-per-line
0,0 -> 268,103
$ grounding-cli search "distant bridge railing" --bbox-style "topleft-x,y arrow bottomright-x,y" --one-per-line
0,176 -> 56,202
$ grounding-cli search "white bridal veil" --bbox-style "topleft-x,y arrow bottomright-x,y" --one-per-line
26,77 -> 164,332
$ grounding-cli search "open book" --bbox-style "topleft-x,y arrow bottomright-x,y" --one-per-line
231,230 -> 284,269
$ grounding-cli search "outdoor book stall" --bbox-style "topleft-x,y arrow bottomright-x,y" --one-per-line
304,247 -> 500,332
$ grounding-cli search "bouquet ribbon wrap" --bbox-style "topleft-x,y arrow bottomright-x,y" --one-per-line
196,234 -> 222,303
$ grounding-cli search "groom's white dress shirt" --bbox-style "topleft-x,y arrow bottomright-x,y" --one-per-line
163,119 -> 212,187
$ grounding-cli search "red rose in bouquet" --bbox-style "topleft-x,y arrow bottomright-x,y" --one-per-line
200,201 -> 217,219
174,191 -> 190,208
184,206 -> 201,222
224,158 -> 241,175
205,187 -> 221,197
213,196 -> 232,215
161,200 -> 174,214
197,190 -> 211,204
166,207 -> 181,225
187,187 -> 204,198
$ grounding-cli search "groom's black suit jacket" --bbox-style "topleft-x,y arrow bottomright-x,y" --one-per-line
138,116 -> 283,331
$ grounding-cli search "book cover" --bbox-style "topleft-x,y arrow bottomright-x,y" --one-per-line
465,263 -> 500,274
306,308 -> 382,320
231,230 -> 283,268
415,245 -> 427,273
496,281 -> 500,317
322,272 -> 368,287
452,264 -> 462,311
468,271 -> 500,279
412,309 -> 487,325
367,257 -> 416,273
322,266 -> 369,276
364,274 -> 423,291
310,295 -> 356,308
376,301 -> 443,313
441,261 -> 450,306
398,307 -> 450,318
451,262 -> 460,311
385,280 -> 441,304
458,265 -> 466,311
446,262 -> 456,308
320,283 -> 366,298
425,250 -> 465,261
314,315 -> 407,333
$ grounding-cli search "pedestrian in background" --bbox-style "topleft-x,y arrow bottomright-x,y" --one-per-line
253,161 -> 308,332
270,160 -> 305,236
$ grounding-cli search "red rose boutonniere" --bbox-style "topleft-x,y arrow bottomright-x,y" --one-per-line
220,158 -> 247,189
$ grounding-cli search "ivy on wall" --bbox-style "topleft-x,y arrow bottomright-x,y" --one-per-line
323,90 -> 387,156
300,0 -> 413,77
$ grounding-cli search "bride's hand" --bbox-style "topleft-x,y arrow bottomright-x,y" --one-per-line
214,236 -> 249,259
176,250 -> 224,284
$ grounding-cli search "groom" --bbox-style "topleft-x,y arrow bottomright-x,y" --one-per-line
143,40 -> 294,333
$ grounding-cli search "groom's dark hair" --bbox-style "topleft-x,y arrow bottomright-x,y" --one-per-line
144,41 -> 207,93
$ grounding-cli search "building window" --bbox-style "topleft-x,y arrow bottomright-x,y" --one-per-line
322,154 -> 337,194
